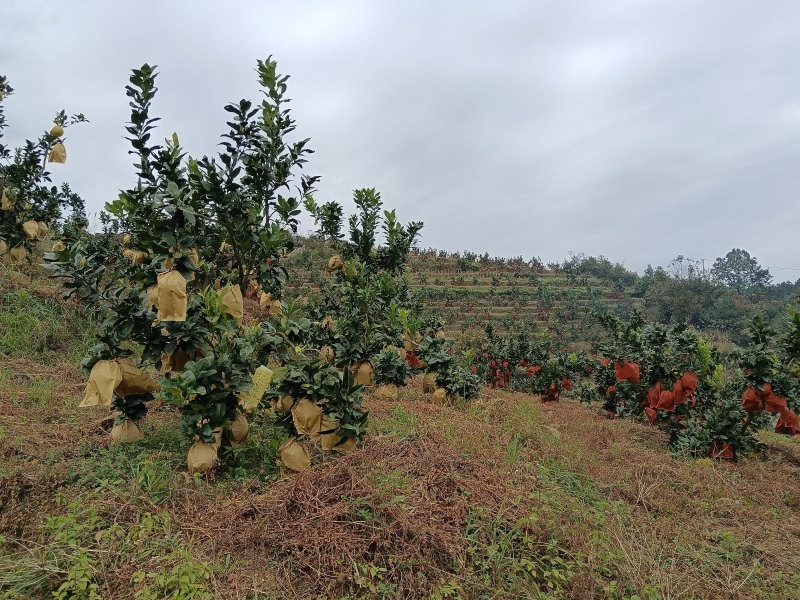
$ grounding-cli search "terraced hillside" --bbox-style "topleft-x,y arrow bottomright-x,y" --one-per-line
284,239 -> 642,349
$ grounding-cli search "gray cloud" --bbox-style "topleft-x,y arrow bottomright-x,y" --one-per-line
2,0 -> 799,280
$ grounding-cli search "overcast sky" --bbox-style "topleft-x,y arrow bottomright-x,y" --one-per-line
2,0 -> 799,280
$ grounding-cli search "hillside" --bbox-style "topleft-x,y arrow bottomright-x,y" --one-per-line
2,262 -> 800,599
283,238 -> 799,353
284,240 -> 644,352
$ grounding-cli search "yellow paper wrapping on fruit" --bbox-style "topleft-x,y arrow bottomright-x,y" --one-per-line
319,415 -> 357,452
291,398 -> 323,437
115,358 -> 158,397
220,285 -> 243,322
275,395 -> 294,414
157,269 -> 187,322
0,240 -> 7,256
144,284 -> 159,312
123,248 -> 148,264
319,345 -> 335,364
229,411 -> 249,443
258,291 -> 272,308
110,419 -> 143,443
8,246 -> 26,264
187,442 -> 217,474
422,372 -> 437,394
432,388 -> 447,405
161,348 -> 191,374
47,141 -> 67,163
278,437 -> 310,472
1,188 -> 15,210
186,247 -> 200,269
375,384 -> 399,401
355,362 -> 374,387
268,299 -> 283,317
80,360 -> 122,407
238,365 -> 273,413
22,221 -> 38,240
52,241 -> 65,252
36,222 -> 49,239
326,254 -> 344,272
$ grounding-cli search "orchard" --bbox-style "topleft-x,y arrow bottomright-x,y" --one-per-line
2,56 -> 797,482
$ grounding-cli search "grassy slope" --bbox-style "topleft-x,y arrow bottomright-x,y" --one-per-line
2,265 -> 800,599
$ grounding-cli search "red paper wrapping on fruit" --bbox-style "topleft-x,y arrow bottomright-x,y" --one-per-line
614,361 -> 640,383
405,352 -> 422,369
646,381 -> 662,408
710,439 -> 734,460
656,390 -> 675,411
775,409 -> 800,436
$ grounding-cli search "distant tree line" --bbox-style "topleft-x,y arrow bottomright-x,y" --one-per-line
560,249 -> 797,345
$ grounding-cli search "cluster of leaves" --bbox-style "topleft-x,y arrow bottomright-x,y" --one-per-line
416,331 -> 481,401
373,348 -> 409,386
303,190 -> 424,370
0,74 -> 87,261
583,310 -> 799,460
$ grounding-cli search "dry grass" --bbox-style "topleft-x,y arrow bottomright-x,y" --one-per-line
1,290 -> 800,598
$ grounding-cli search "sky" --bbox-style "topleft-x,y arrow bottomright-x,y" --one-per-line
2,0 -> 799,281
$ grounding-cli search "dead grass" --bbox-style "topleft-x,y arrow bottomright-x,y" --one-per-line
2,325 -> 800,598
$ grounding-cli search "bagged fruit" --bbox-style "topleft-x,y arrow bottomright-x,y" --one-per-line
220,285 -> 243,322
110,419 -> 144,443
0,188 -> 15,210
80,360 -> 122,407
157,269 -> 187,322
8,246 -> 26,264
422,372 -> 437,394
432,388 -> 447,405
47,141 -> 67,163
187,441 -> 217,474
278,437 -> 310,472
354,362 -> 374,387
319,345 -> 335,364
291,398 -> 323,437
326,255 -> 344,272
116,358 -> 159,397
22,221 -> 39,240
375,384 -> 398,401
229,411 -> 249,444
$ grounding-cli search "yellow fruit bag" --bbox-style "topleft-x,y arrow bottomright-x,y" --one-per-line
278,437 -> 310,472
220,285 -> 243,322
157,269 -> 187,322
80,360 -> 122,407
291,398 -> 323,437
116,358 -> 159,397
110,419 -> 144,443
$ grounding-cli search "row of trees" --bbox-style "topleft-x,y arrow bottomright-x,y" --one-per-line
3,59 -> 480,475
